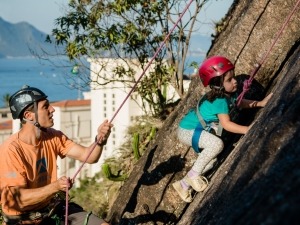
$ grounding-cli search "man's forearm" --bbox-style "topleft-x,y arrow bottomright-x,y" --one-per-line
8,184 -> 57,211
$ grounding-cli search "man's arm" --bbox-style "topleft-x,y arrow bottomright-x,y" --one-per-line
66,120 -> 113,164
3,176 -> 70,212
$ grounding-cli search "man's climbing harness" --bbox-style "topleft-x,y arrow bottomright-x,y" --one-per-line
2,192 -> 65,225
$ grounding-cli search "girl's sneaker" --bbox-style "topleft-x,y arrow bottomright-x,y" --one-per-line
184,175 -> 208,192
172,181 -> 193,203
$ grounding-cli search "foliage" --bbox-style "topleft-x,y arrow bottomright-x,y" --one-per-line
132,132 -> 140,159
102,163 -> 128,181
49,0 -> 209,116
0,207 -> 2,224
69,173 -> 121,217
70,115 -> 160,216
2,93 -> 10,108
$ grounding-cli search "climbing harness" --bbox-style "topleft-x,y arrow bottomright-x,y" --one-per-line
195,95 -> 223,137
83,212 -> 93,225
2,193 -> 64,225
191,94 -> 238,152
236,0 -> 300,106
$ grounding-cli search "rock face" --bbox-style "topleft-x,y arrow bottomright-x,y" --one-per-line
177,46 -> 300,225
107,0 -> 300,224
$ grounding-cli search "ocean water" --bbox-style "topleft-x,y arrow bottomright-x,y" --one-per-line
0,57 -> 90,108
0,56 -> 205,108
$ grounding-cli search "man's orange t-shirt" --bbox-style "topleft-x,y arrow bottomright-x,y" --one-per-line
0,128 -> 76,216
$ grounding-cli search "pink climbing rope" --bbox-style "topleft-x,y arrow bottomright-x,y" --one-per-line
236,0 -> 300,106
63,0 -> 300,223
64,0 -> 195,224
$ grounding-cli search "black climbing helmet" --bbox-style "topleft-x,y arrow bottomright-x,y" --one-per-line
9,85 -> 48,119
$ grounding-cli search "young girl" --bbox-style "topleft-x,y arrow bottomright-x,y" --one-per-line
173,56 -> 272,202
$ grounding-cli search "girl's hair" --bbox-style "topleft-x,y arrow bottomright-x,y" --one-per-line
206,75 -> 226,102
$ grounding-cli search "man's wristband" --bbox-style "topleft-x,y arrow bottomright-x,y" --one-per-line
95,135 -> 107,147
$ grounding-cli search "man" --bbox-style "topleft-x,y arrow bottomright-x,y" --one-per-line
0,85 -> 112,225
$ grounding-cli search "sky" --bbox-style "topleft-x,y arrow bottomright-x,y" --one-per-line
0,0 -> 69,34
0,0 -> 233,35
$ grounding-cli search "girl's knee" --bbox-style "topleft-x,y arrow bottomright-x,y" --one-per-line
214,137 -> 224,151
207,135 -> 224,155
200,131 -> 224,152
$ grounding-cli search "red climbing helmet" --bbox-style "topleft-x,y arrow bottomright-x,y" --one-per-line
198,56 -> 235,87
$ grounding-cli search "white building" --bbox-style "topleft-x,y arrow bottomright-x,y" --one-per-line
88,57 -> 191,176
0,108 -> 12,143
51,99 -> 92,181
88,58 -> 147,176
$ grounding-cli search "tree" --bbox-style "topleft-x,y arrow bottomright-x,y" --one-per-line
2,93 -> 10,108
49,0 -> 210,117
104,0 -> 300,224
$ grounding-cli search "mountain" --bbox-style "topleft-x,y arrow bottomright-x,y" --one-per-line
0,17 -> 212,59
0,17 -> 58,58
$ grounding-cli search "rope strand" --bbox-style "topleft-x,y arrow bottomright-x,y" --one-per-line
236,0 -> 300,106
64,0 -> 195,224
63,1 -> 300,223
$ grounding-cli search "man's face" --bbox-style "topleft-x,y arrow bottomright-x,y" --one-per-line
37,99 -> 55,128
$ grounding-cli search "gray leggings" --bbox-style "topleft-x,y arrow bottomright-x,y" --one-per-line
177,127 -> 224,175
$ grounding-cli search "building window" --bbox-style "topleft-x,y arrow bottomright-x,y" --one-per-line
1,113 -> 7,118
112,94 -> 115,98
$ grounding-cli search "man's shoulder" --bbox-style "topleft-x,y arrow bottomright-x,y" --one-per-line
42,128 -> 72,143
1,133 -> 18,148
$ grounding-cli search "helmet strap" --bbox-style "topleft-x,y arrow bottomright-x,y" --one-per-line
33,102 -> 40,127
22,117 -> 42,139
23,101 -> 42,134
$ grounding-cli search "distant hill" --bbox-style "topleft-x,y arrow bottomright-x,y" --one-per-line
0,17 -> 58,58
0,17 -> 212,59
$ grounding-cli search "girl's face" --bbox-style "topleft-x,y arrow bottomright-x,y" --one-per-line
223,70 -> 237,93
